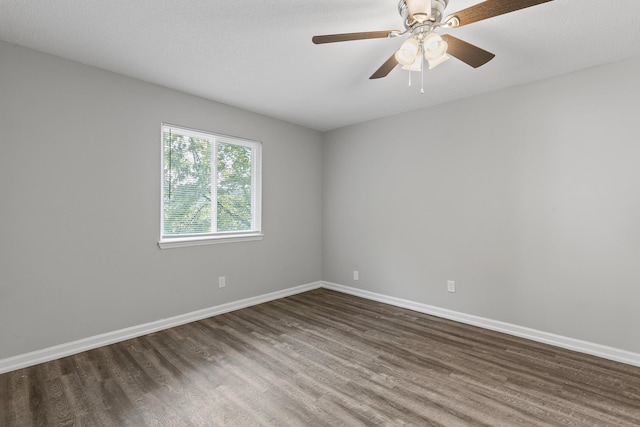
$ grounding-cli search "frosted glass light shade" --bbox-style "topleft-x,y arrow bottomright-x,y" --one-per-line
395,38 -> 420,66
423,32 -> 448,61
401,55 -> 422,71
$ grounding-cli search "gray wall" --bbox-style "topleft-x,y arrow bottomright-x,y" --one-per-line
2,38 -> 639,361
0,41 -> 324,359
323,56 -> 640,354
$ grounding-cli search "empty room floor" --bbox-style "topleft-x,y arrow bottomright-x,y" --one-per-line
2,288 -> 639,426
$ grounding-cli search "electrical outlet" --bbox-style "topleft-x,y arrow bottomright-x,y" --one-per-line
218,276 -> 226,288
447,280 -> 456,293
353,270 -> 359,281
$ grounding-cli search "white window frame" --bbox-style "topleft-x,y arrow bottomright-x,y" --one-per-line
158,123 -> 263,249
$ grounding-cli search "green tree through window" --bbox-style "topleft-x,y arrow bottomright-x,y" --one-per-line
217,142 -> 252,232
163,132 -> 212,235
161,125 -> 261,244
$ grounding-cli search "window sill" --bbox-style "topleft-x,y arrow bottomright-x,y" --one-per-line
158,233 -> 264,249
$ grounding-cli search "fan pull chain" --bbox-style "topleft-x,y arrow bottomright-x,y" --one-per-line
408,70 -> 412,88
420,51 -> 425,94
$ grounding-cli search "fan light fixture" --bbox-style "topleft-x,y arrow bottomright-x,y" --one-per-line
401,53 -> 422,72
423,32 -> 449,69
395,33 -> 449,71
394,31 -> 449,94
395,38 -> 420,66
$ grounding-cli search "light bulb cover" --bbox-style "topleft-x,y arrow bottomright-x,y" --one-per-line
395,38 -> 420,66
423,32 -> 448,61
401,54 -> 422,71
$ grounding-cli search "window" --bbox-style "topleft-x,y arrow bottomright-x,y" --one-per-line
159,124 -> 262,248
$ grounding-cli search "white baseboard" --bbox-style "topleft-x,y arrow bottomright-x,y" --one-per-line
0,281 -> 323,374
321,281 -> 640,368
2,280 -> 638,374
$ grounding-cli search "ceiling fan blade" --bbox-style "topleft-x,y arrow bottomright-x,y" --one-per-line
369,54 -> 399,79
312,31 -> 396,44
445,0 -> 554,28
442,35 -> 495,68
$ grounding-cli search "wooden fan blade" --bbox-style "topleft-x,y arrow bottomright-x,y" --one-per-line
369,54 -> 399,79
312,31 -> 396,44
445,0 -> 554,28
442,35 -> 495,68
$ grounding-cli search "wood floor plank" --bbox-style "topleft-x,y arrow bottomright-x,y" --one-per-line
2,288 -> 639,426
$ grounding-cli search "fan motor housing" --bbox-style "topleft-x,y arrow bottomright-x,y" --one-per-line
398,0 -> 449,28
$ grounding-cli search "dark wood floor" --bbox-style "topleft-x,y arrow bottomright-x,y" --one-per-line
1,289 -> 639,426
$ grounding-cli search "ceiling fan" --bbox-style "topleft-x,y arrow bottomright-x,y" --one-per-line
312,0 -> 554,85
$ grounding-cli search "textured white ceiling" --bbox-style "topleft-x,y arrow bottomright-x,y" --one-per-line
1,0 -> 640,131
